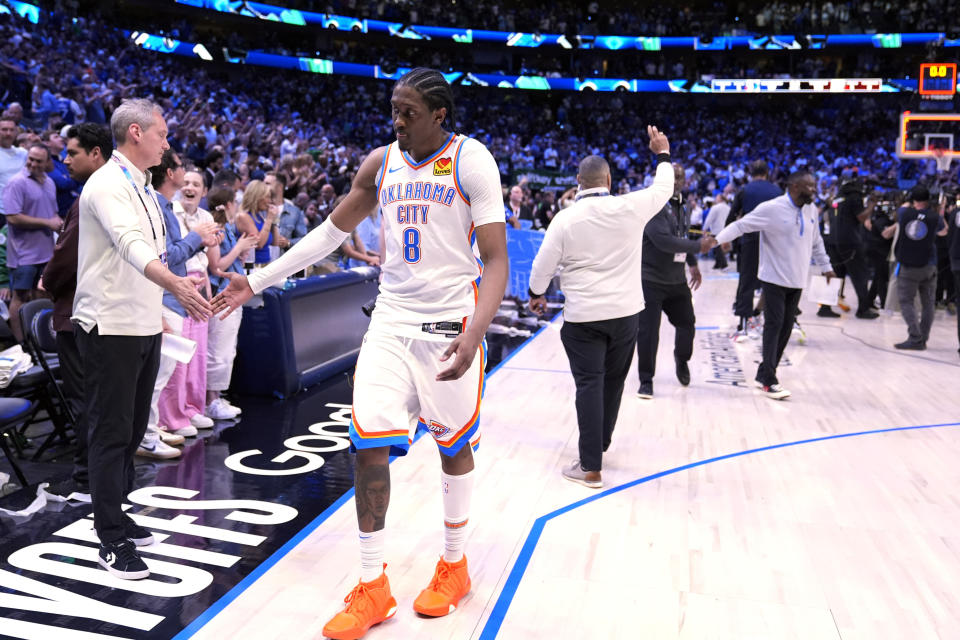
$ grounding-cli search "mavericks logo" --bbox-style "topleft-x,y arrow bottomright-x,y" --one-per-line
433,157 -> 452,176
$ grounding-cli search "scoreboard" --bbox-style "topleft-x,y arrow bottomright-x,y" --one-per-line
919,62 -> 957,97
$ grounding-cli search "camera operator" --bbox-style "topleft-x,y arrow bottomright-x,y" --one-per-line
828,174 -> 879,319
947,195 -> 960,357
864,194 -> 898,309
935,191 -> 956,314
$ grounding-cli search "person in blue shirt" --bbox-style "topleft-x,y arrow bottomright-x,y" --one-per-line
726,160 -> 782,339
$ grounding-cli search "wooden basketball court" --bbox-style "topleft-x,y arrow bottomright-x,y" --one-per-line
189,269 -> 960,640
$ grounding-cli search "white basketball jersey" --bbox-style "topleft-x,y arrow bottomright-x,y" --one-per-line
371,133 -> 503,339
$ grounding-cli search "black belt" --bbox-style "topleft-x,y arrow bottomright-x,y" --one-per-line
421,321 -> 464,337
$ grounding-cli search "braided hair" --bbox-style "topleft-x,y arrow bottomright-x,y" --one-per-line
394,68 -> 458,134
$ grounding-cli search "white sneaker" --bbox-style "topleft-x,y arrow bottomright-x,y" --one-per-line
221,398 -> 241,415
190,413 -> 215,429
137,439 -> 182,459
761,383 -> 791,400
206,398 -> 240,420
158,429 -> 185,446
168,424 -> 198,437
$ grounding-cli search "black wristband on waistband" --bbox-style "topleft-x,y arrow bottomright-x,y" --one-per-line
656,152 -> 671,164
528,287 -> 544,299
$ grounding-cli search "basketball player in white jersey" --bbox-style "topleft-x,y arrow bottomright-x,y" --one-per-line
212,68 -> 508,639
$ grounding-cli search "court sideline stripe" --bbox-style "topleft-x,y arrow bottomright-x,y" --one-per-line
477,419 -> 960,640
176,312 -> 560,639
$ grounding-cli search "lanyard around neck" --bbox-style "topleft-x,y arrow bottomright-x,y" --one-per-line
111,154 -> 167,260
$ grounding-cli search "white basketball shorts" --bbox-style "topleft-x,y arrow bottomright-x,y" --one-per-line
350,330 -> 486,457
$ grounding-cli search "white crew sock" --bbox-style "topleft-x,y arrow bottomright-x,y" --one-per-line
441,470 -> 474,563
359,529 -> 385,583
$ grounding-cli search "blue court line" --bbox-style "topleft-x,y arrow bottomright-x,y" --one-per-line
695,325 -> 720,331
172,487 -> 357,639
478,419 -> 960,640
180,312 -> 557,638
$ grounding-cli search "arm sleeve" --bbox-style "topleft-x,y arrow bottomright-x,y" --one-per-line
459,139 -> 506,227
528,219 -> 563,296
618,160 -> 674,224
645,211 -> 702,255
727,190 -> 743,223
2,179 -> 23,216
714,201 -> 776,245
163,214 -> 205,269
84,185 -> 161,274
41,205 -> 78,297
810,220 -> 833,271
247,217 -> 350,293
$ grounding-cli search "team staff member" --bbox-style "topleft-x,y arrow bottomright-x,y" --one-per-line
527,126 -> 673,489
727,160 -> 781,339
635,162 -> 713,400
212,68 -> 508,640
73,99 -> 211,580
707,171 -> 835,400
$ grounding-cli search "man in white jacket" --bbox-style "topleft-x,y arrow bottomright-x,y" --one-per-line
527,126 -> 674,488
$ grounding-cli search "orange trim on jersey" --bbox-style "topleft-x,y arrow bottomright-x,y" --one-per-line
470,281 -> 479,304
376,145 -> 393,202
452,137 -> 470,205
470,434 -> 481,448
352,403 -> 409,440
441,341 -> 486,448
400,133 -> 456,170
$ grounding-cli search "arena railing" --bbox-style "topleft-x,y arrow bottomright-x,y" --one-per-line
128,30 -> 924,95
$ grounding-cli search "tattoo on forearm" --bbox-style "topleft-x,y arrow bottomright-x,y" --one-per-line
355,462 -> 390,531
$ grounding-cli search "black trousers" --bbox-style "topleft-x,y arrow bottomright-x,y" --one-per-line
757,282 -> 802,386
955,271 -> 960,349
867,251 -> 890,308
636,280 -> 696,384
55,330 -> 87,487
713,247 -> 728,269
560,313 -> 638,473
76,327 -> 161,544
829,243 -> 871,313
937,254 -> 955,304
734,233 -> 760,318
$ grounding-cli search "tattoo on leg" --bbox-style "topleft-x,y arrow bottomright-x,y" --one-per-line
355,462 -> 390,531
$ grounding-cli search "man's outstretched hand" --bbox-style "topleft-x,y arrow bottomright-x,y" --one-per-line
211,272 -> 254,319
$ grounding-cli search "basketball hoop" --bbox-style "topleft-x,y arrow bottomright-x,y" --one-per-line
933,148 -> 952,173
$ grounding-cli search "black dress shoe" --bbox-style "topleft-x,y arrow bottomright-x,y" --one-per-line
675,359 -> 690,386
817,306 -> 841,318
855,309 -> 879,319
637,381 -> 653,399
894,340 -> 926,350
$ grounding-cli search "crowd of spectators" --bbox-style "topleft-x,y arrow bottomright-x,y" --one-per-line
272,0 -> 954,36
4,9 -> 959,212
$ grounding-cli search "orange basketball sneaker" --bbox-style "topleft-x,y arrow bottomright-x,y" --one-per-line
413,555 -> 471,616
322,567 -> 397,640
